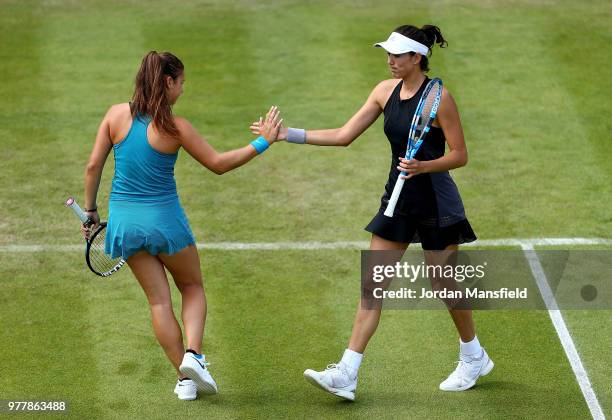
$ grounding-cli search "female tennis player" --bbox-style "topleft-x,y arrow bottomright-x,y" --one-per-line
251,24 -> 493,400
82,51 -> 282,401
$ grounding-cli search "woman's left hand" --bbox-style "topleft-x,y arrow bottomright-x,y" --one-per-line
259,106 -> 283,143
398,157 -> 429,180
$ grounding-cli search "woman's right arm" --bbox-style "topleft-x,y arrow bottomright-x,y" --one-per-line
177,106 -> 281,175
251,81 -> 389,147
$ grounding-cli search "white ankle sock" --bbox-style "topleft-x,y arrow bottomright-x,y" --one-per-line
340,349 -> 363,377
460,336 -> 482,356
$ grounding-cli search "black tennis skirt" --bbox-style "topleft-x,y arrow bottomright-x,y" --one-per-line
365,208 -> 477,250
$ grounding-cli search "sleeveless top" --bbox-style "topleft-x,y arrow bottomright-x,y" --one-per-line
110,114 -> 179,203
382,78 -> 466,227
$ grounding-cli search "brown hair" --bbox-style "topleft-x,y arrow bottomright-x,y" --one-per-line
131,51 -> 184,139
394,25 -> 447,72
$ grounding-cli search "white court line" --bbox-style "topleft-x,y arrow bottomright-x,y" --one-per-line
1,237 -> 612,252
522,244 -> 605,420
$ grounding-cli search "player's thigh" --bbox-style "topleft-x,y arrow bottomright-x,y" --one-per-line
364,235 -> 410,293
370,233 -> 410,251
423,245 -> 461,299
157,245 -> 203,289
127,250 -> 172,306
423,244 -> 459,265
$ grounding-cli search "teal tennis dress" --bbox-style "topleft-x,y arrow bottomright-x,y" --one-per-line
105,114 -> 195,260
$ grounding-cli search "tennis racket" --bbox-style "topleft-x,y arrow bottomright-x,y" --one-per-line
383,78 -> 443,217
65,197 -> 125,277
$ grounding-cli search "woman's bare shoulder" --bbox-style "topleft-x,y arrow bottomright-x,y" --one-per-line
375,79 -> 401,92
106,103 -> 131,120
372,79 -> 401,107
105,103 -> 133,144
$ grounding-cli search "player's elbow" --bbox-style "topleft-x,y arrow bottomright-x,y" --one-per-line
202,154 -> 227,175
210,163 -> 226,175
337,132 -> 353,147
457,150 -> 468,167
211,159 -> 229,175
85,161 -> 102,175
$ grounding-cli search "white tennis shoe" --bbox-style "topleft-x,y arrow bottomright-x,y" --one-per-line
304,362 -> 357,401
439,348 -> 494,391
179,352 -> 218,395
173,378 -> 197,401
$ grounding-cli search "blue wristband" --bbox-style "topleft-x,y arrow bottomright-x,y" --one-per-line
250,136 -> 270,154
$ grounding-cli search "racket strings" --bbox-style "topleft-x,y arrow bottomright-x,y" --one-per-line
416,84 -> 443,134
89,228 -> 123,274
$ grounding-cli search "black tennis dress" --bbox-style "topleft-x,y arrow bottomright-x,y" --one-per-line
365,78 -> 477,250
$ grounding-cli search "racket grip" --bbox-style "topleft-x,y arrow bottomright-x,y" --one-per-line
383,177 -> 406,217
65,197 -> 91,224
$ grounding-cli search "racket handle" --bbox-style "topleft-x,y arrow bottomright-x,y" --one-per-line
383,177 -> 406,217
65,197 -> 91,224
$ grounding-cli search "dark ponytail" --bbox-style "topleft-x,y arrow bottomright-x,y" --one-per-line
393,24 -> 447,72
131,51 -> 184,139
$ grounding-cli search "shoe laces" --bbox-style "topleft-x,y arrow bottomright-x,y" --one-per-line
454,359 -> 470,377
454,352 -> 481,376
324,363 -> 354,387
325,363 -> 351,377
325,363 -> 342,372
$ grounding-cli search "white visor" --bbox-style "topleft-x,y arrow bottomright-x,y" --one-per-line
374,32 -> 429,56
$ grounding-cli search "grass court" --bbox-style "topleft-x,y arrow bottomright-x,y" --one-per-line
1,0 -> 610,418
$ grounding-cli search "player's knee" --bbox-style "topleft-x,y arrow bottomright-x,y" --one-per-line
148,299 -> 173,312
176,280 -> 203,294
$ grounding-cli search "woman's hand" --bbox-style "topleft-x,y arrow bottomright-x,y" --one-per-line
398,157 -> 429,180
250,106 -> 288,141
80,210 -> 100,240
258,106 -> 284,143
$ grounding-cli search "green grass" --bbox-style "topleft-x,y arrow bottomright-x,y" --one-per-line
1,250 -> 609,419
0,0 -> 611,418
